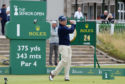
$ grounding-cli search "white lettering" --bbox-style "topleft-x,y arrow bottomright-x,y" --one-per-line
21,61 -> 31,67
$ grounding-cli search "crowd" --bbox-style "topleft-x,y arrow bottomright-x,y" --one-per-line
101,10 -> 115,23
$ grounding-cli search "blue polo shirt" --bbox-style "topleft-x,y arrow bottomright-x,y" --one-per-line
58,24 -> 76,46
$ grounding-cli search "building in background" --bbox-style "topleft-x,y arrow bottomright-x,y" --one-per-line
0,0 -> 10,7
118,1 -> 125,21
0,0 -> 125,21
0,0 -> 64,21
47,0 -> 64,21
65,0 -> 125,22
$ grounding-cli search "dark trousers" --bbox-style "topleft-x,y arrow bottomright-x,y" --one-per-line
49,43 -> 58,65
1,21 -> 7,35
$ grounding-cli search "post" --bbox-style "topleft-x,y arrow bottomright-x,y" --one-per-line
108,0 -> 110,13
75,0 -> 78,11
96,23 -> 99,35
102,0 -> 105,14
94,47 -> 97,68
115,0 -> 118,19
67,0 -> 72,17
110,24 -> 114,35
94,46 -> 100,68
94,3 -> 97,20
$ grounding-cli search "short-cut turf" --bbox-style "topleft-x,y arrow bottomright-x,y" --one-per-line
0,75 -> 125,84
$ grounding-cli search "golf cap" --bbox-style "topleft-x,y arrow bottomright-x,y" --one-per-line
58,16 -> 67,21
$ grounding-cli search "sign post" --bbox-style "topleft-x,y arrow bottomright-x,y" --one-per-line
5,0 -> 50,74
68,20 -> 100,68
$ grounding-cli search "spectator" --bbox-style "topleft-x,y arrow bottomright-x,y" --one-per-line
6,6 -> 10,21
101,10 -> 108,20
106,13 -> 115,23
0,4 -> 7,35
49,21 -> 59,66
101,10 -> 108,23
74,7 -> 84,20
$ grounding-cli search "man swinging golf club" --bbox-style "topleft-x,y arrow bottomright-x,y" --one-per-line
49,16 -> 76,81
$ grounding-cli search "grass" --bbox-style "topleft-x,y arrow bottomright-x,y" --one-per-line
1,65 -> 125,68
0,65 -> 8,67
72,65 -> 125,68
0,75 -> 125,84
47,65 -> 125,68
97,32 -> 125,61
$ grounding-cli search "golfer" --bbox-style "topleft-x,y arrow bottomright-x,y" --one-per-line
49,16 -> 76,81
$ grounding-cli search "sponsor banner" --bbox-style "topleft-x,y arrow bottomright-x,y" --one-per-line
0,67 -> 10,75
47,67 -> 125,76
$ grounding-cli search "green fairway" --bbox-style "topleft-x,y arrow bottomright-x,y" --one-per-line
1,64 -> 125,68
0,75 -> 125,84
48,65 -> 125,68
